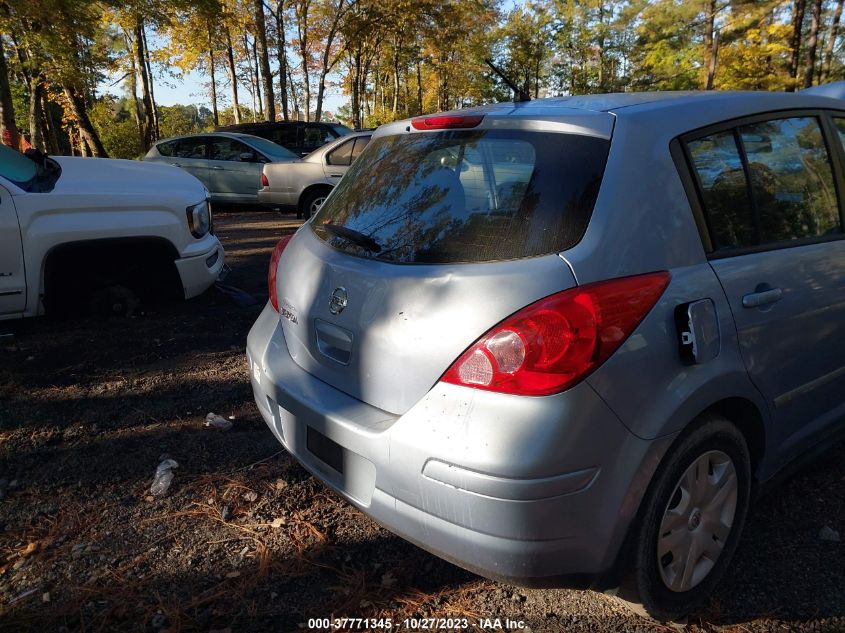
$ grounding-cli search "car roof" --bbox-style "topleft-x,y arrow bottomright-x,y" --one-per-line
157,131 -> 277,144
375,86 -> 845,141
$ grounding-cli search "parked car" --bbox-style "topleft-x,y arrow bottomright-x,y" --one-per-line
247,89 -> 845,619
0,147 -> 223,319
216,121 -> 351,156
258,131 -> 372,218
144,132 -> 298,205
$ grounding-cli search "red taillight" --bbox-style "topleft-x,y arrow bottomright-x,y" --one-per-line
411,114 -> 484,130
261,172 -> 269,187
441,272 -> 671,396
268,235 -> 293,311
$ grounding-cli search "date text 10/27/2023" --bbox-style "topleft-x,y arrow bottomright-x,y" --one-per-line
306,617 -> 527,630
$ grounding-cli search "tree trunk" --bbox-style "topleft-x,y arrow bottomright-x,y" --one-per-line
416,58 -> 423,114
142,27 -> 159,139
821,0 -> 844,83
254,0 -> 276,121
351,52 -> 361,128
63,85 -> 107,157
242,33 -> 259,121
41,89 -> 60,154
225,30 -> 241,124
788,0 -> 807,89
0,35 -> 20,148
28,81 -> 44,151
296,1 -> 311,121
123,31 -> 144,148
804,0 -> 823,87
252,35 -> 263,119
287,66 -> 300,119
275,1 -> 289,121
703,0 -> 718,89
392,38 -> 400,114
207,23 -> 219,127
133,18 -> 155,149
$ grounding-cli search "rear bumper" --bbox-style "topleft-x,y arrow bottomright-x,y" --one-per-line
174,236 -> 225,299
258,189 -> 296,209
246,302 -> 671,584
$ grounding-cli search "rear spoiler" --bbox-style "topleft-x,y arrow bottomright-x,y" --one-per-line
800,80 -> 845,100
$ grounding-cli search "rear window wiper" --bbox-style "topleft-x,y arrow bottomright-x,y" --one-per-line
322,224 -> 382,253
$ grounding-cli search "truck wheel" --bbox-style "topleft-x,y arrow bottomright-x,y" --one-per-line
90,284 -> 140,318
622,415 -> 751,620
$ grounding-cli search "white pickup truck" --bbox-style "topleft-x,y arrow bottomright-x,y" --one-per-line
0,145 -> 224,320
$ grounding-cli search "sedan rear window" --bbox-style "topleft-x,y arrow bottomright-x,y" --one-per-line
311,129 -> 609,263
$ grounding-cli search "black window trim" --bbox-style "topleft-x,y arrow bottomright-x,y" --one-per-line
674,107 -> 845,260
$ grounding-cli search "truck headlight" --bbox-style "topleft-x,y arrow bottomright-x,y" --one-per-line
187,200 -> 211,238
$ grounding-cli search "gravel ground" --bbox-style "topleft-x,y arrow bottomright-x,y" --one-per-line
0,210 -> 843,633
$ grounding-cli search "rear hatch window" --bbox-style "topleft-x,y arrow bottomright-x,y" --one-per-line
311,129 -> 610,263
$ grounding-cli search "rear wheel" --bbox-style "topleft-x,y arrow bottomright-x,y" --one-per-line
623,416 -> 751,620
300,187 -> 331,219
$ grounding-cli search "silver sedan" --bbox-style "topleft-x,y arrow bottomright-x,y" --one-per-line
144,132 -> 299,205
258,131 -> 371,218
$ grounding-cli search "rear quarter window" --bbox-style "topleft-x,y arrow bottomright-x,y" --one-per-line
311,129 -> 610,264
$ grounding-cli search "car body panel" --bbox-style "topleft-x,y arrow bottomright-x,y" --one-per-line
0,184 -> 26,314
145,132 -> 297,204
248,301 -> 678,582
259,132 -> 372,211
274,226 -> 578,415
248,88 -> 845,584
710,242 -> 845,468
0,156 -> 223,319
217,121 -> 351,156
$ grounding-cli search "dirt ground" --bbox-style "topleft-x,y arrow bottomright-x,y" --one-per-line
1,210 -> 843,633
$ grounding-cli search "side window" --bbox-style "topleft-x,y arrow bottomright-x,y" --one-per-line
156,141 -> 176,157
688,116 -> 842,252
688,130 -> 755,249
303,124 -> 332,152
175,137 -> 207,159
739,117 -> 839,243
211,138 -> 254,162
326,139 -> 354,166
350,136 -> 371,162
273,126 -> 299,151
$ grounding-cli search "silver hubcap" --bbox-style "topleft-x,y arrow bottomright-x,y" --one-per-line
310,196 -> 326,215
657,450 -> 737,593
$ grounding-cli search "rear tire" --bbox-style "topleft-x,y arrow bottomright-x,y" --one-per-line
622,415 -> 751,620
300,187 -> 331,219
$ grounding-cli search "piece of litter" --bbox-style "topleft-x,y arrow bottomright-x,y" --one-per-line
204,412 -> 233,431
41,592 -> 50,603
9,588 -> 37,605
243,491 -> 258,502
225,571 -> 241,579
270,517 -> 286,528
150,459 -> 179,497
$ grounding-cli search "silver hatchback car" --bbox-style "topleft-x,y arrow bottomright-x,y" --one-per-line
247,90 -> 845,618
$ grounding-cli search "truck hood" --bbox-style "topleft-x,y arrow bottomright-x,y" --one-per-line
49,156 -> 206,202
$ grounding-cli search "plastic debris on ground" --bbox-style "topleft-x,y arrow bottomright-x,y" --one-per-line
150,458 -> 179,497
205,412 -> 233,431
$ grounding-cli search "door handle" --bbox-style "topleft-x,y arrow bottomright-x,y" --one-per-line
328,173 -> 343,177
742,287 -> 783,308
209,166 -> 224,170
168,162 -> 180,166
